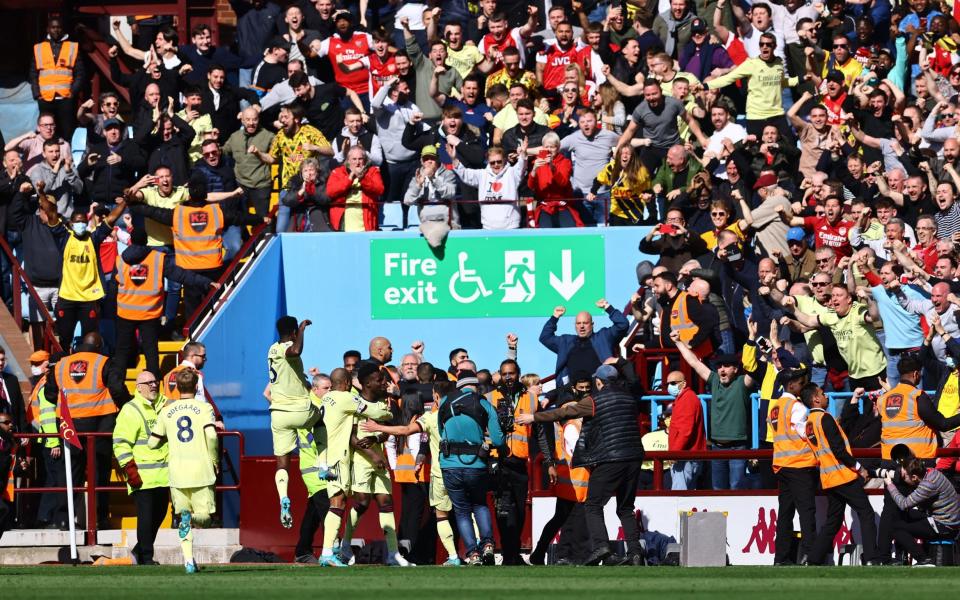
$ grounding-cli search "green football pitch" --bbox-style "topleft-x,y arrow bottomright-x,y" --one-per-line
1,565 -> 957,599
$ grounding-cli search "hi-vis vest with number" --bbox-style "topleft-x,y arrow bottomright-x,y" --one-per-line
879,383 -> 938,460
172,204 -> 224,270
487,389 -> 537,460
769,395 -> 817,471
554,419 -> 589,502
117,250 -> 165,320
34,40 -> 78,101
59,233 -> 104,302
55,351 -> 115,418
805,410 -> 857,489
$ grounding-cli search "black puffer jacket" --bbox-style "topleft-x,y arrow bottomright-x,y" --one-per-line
572,383 -> 644,468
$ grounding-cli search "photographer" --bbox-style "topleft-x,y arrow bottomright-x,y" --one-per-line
437,360 -> 505,566
638,208 -> 708,272
484,359 -> 553,566
883,456 -> 960,567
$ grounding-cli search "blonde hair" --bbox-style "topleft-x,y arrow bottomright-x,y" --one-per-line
521,373 -> 540,389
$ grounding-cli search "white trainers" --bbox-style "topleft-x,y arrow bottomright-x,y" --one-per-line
386,551 -> 414,567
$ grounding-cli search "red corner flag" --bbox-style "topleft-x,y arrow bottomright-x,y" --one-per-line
59,391 -> 82,450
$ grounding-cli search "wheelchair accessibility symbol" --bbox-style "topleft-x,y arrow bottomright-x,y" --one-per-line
449,252 -> 493,303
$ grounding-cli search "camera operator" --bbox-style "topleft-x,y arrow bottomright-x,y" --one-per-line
518,364 -> 644,566
876,355 -> 960,563
484,358 -> 553,565
883,456 -> 960,567
437,360 -> 505,566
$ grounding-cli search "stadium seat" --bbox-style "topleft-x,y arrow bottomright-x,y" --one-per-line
71,127 -> 86,163
381,202 -> 403,231
405,206 -> 420,229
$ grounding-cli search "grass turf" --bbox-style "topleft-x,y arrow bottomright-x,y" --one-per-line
0,565 -> 955,599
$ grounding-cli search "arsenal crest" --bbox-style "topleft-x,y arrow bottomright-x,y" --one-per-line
189,211 -> 209,232
130,264 -> 149,285
884,394 -> 903,419
69,360 -> 88,383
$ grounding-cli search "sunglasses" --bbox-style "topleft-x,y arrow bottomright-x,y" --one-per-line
202,151 -> 219,157
758,41 -> 775,48
833,43 -> 848,48
563,88 -> 578,93
0,420 -> 10,425
711,212 -> 727,216
138,380 -> 159,386
102,102 -> 119,107
489,159 -> 504,165
951,71 -> 960,77
811,281 -> 830,287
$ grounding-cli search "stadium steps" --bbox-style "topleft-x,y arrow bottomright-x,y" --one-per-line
121,340 -> 186,395
0,528 -> 240,565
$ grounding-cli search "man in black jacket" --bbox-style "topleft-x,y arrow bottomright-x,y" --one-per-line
135,112 -> 196,186
0,349 -> 25,435
200,65 -> 260,143
9,184 -> 68,348
78,119 -> 146,210
523,364 -> 645,566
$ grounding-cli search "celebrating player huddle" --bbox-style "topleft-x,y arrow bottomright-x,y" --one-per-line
266,315 -> 413,566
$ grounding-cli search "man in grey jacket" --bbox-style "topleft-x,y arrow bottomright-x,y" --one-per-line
404,146 -> 458,249
26,139 -> 83,217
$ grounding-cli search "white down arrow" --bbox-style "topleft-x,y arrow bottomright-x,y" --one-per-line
549,249 -> 585,301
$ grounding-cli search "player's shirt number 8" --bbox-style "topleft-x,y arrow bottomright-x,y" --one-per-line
177,416 -> 194,443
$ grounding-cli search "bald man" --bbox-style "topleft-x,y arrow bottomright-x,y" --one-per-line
539,298 -> 630,382
891,281 -> 959,376
223,105 -> 275,217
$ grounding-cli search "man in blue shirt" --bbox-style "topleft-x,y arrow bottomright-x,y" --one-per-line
438,360 -> 504,566
865,260 -> 923,386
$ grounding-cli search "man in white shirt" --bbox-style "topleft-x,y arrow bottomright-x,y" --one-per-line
704,103 -> 746,179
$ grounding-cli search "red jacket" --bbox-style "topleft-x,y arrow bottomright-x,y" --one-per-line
326,165 -> 384,232
936,431 -> 960,472
669,387 -> 706,452
527,155 -> 582,227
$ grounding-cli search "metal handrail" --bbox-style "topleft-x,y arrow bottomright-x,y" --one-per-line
12,430 -> 244,544
0,234 -> 63,355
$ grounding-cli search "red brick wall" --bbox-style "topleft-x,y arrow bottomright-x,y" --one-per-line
216,0 -> 236,26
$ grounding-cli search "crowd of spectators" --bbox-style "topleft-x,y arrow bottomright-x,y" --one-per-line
4,0 -> 960,516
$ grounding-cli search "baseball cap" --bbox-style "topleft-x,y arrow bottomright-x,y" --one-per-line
421,145 -> 439,160
712,354 -> 740,368
103,117 -> 123,129
690,18 -> 707,34
786,227 -> 806,243
825,70 -> 845,84
592,364 -> 619,382
29,350 -> 50,363
752,172 -> 778,190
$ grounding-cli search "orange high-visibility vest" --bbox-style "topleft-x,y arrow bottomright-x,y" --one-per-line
172,204 -> 224,270
769,395 -> 817,471
670,291 -> 711,356
554,419 -> 589,502
879,383 -> 938,460
394,437 -> 429,483
34,40 -> 78,101
117,250 -> 165,321
164,364 -> 194,401
2,446 -> 13,502
805,410 -> 858,489
488,390 -> 537,460
55,351 -> 115,418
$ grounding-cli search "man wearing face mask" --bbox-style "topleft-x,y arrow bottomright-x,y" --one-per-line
665,371 -> 705,490
484,358 -> 554,565
55,199 -> 127,352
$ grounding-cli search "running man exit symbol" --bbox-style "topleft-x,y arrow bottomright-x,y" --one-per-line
500,251 -> 535,303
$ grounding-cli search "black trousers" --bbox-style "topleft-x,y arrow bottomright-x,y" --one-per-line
70,413 -> 117,524
556,502 -> 590,563
889,507 -> 941,561
243,185 -> 272,218
809,478 -> 878,564
37,445 -> 67,526
114,317 -> 162,379
584,460 -> 642,556
132,487 -> 170,564
494,459 -> 529,565
0,498 -> 10,539
182,267 -> 221,327
877,478 -> 917,560
37,98 -> 76,140
774,467 -> 818,563
295,491 -> 331,557
398,482 -> 435,563
532,497 -> 576,561
55,298 -> 100,352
